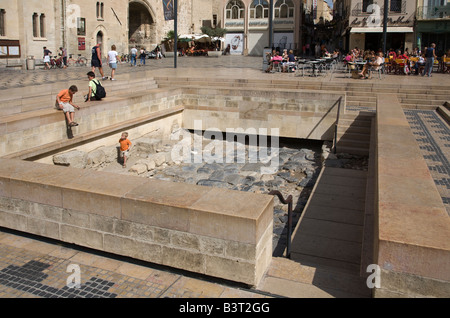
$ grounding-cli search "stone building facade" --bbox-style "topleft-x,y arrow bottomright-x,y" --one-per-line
334,0 -> 416,53
0,0 -> 224,67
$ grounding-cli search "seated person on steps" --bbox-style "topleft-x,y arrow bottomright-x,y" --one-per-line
56,85 -> 81,127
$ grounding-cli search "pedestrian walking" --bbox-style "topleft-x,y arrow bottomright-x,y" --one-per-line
130,46 -> 138,66
60,47 -> 68,69
91,43 -> 107,80
422,43 -> 437,77
107,45 -> 119,80
43,47 -> 52,70
139,48 -> 146,66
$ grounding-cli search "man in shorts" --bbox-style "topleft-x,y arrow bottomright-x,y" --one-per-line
56,85 -> 81,127
91,43 -> 107,80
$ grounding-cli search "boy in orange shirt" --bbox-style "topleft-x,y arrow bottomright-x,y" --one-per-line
119,132 -> 132,168
56,85 -> 81,127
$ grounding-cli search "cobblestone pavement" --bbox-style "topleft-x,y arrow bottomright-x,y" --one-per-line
0,55 -> 263,90
404,110 -> 450,216
0,228 -> 273,299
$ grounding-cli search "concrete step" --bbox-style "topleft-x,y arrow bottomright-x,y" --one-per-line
337,131 -> 370,141
345,101 -> 377,108
400,103 -> 439,110
437,105 -> 450,124
335,145 -> 369,156
0,80 -> 159,117
336,139 -> 370,149
259,257 -> 371,298
284,166 -> 370,293
346,95 -> 377,102
339,118 -> 372,128
337,124 -> 371,134
399,98 -> 448,106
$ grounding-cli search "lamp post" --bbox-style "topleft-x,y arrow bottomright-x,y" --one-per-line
269,0 -> 273,49
382,0 -> 388,56
174,0 -> 178,68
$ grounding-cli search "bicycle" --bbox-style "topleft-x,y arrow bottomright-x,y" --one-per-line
67,54 -> 87,67
50,56 -> 64,69
119,53 -> 130,63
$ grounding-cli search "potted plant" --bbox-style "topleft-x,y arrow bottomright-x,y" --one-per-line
200,26 -> 227,57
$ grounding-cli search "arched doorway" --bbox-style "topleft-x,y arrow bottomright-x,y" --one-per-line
96,31 -> 104,53
128,1 -> 155,50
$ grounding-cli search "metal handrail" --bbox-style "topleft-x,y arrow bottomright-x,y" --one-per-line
334,96 -> 343,154
269,190 -> 293,259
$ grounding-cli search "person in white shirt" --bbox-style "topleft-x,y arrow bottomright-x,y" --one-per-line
130,46 -> 138,66
107,45 -> 119,80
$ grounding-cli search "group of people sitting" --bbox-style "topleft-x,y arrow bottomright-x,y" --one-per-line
344,49 -> 385,79
265,49 -> 297,73
343,44 -> 450,79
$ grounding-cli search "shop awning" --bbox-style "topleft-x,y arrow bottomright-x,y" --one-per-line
350,27 -> 414,33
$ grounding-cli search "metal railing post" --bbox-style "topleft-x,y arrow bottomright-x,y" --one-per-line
269,190 -> 293,259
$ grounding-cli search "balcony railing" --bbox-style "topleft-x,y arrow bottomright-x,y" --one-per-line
417,5 -> 450,20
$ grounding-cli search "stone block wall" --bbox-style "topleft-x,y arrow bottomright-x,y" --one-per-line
0,159 -> 273,286
181,88 -> 344,141
0,87 -> 182,158
374,94 -> 450,297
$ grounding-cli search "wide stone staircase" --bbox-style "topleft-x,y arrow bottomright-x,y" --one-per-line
335,113 -> 373,156
258,166 -> 372,298
153,76 -> 450,111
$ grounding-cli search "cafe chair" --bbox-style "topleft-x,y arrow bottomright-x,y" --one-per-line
369,63 -> 385,80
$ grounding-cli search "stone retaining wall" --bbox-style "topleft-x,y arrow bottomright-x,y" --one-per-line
374,94 -> 450,297
0,158 -> 273,286
1,87 -> 344,159
181,88 -> 344,140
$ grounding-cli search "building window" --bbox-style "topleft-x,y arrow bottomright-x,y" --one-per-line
32,12 -> 46,38
77,17 -> 86,36
362,0 -> 374,13
250,0 -> 269,19
274,0 -> 294,19
390,0 -> 402,12
213,14 -> 217,27
39,14 -> 46,38
32,13 -> 39,37
96,2 -> 104,19
226,0 -> 245,19
0,9 -> 5,36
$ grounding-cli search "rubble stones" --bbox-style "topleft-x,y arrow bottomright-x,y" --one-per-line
53,150 -> 88,169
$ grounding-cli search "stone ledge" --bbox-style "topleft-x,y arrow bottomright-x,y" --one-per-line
0,158 -> 273,286
375,94 -> 450,296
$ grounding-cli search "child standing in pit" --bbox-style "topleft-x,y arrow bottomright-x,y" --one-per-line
119,132 -> 132,168
56,85 -> 81,127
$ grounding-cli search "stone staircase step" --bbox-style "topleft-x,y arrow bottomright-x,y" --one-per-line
335,145 -> 369,156
400,103 -> 440,110
259,258 -> 370,297
337,125 -> 371,134
437,105 -> 450,124
336,138 -> 370,148
286,166 -> 369,289
0,79 -> 159,117
337,131 -> 370,142
399,98 -> 448,106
